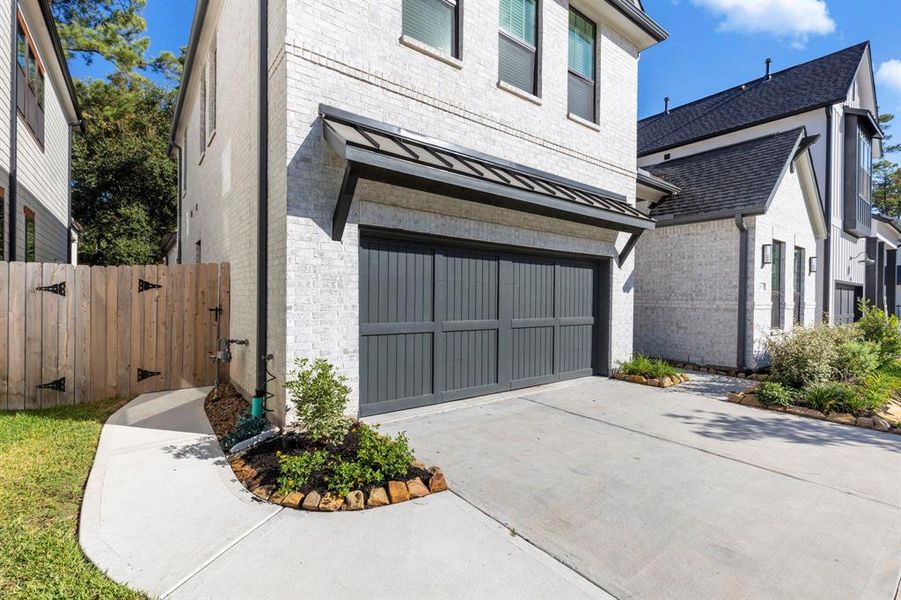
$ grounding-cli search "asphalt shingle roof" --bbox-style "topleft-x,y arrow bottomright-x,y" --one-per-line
638,43 -> 868,156
644,129 -> 804,222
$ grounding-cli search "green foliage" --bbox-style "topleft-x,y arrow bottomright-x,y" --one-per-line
355,426 -> 414,483
223,411 -> 270,449
276,449 -> 331,493
617,354 -> 679,379
326,459 -> 371,497
766,325 -> 859,388
835,340 -> 882,381
855,300 -> 901,365
756,381 -> 795,407
872,114 -> 901,216
800,382 -> 857,414
285,358 -> 351,444
857,371 -> 894,410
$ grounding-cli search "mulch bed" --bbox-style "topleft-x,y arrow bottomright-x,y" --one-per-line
203,384 -> 448,512
204,383 -> 250,441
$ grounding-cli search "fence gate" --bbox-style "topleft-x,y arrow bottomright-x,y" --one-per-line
0,262 -> 230,410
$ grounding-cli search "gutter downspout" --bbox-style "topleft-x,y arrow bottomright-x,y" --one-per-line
171,142 -> 183,264
7,0 -> 17,260
822,106 -> 833,322
253,0 -> 270,418
735,214 -> 749,369
66,121 -> 80,263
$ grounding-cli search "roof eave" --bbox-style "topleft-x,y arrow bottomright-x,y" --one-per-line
168,0 -> 210,155
37,0 -> 83,132
604,0 -> 668,48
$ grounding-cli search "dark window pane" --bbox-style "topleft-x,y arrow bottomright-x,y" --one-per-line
568,72 -> 594,122
499,0 -> 536,46
499,33 -> 536,93
403,0 -> 455,56
568,9 -> 594,80
16,26 -> 25,69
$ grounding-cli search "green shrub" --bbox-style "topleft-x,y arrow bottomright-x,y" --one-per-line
855,300 -> 901,365
285,358 -> 351,444
277,449 -> 332,493
617,354 -> 679,380
755,381 -> 795,406
856,371 -> 893,410
800,382 -> 856,414
356,426 -> 414,483
326,460 -> 373,497
766,325 -> 859,388
835,340 -> 881,381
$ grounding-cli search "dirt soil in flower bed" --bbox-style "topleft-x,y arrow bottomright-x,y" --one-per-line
203,385 -> 447,511
204,383 -> 250,442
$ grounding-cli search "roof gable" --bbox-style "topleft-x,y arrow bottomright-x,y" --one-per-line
638,43 -> 869,156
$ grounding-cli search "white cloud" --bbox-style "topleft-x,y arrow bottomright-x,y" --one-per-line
876,60 -> 901,94
692,0 -> 836,49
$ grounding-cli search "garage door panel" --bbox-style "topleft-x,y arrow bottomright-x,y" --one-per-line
361,240 -> 433,324
559,325 -> 593,374
444,329 -> 498,392
444,251 -> 498,321
512,326 -> 554,382
513,259 -> 555,319
557,262 -> 595,318
360,332 -> 434,406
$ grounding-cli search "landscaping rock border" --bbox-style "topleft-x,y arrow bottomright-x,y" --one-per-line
727,384 -> 901,435
228,455 -> 449,512
664,360 -> 770,380
613,371 -> 690,388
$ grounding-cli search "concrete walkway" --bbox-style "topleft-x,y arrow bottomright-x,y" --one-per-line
373,374 -> 901,600
80,388 -> 608,599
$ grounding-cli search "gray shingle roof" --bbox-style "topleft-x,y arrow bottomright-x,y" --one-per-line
644,129 -> 804,222
638,43 -> 868,156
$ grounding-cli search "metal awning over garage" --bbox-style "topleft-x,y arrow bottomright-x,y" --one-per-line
320,105 -> 654,263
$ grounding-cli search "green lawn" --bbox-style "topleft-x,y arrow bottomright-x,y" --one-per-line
0,398 -> 144,599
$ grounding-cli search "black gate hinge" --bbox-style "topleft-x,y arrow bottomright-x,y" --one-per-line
209,305 -> 223,322
138,279 -> 162,293
36,282 -> 66,296
137,368 -> 161,382
37,377 -> 66,392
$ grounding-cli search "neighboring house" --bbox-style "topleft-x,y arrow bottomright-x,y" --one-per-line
869,213 -> 901,317
1,0 -> 81,264
169,0 -> 666,422
634,43 -> 882,370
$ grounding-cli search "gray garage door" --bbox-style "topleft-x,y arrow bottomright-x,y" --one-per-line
834,283 -> 862,325
359,235 -> 605,415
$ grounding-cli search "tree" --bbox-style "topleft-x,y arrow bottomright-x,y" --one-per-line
51,0 -> 182,265
872,113 -> 901,217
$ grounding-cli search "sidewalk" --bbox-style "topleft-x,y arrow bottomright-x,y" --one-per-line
80,388 -> 609,599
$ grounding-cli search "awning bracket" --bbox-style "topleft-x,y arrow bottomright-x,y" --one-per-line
332,163 -> 359,241
617,232 -> 643,267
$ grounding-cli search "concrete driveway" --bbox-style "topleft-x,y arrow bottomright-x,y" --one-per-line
373,374 -> 901,600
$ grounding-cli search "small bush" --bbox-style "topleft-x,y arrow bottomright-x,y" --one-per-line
356,426 -> 414,483
285,358 -> 351,444
800,382 -> 856,414
856,371 -> 893,410
855,300 -> 901,365
835,340 -> 881,381
756,381 -> 795,406
618,354 -> 679,380
766,325 -> 859,388
277,449 -> 332,493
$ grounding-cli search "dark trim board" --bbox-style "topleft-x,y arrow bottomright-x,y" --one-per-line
358,230 -> 611,416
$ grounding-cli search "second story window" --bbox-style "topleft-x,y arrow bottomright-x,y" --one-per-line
199,69 -> 206,162
402,0 -> 459,58
498,0 -> 538,95
842,110 -> 875,237
858,129 -> 871,205
16,14 -> 45,147
567,8 -> 596,123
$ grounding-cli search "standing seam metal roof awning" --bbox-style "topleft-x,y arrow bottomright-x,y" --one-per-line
319,105 -> 655,253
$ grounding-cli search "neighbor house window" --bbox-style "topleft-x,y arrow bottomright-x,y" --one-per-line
498,0 -> 538,95
16,13 -> 44,147
402,0 -> 459,57
567,8 -> 596,122
24,207 -> 35,262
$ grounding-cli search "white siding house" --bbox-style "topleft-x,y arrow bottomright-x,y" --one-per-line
0,0 -> 80,264
171,0 -> 667,422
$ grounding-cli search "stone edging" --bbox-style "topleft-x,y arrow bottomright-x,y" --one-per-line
728,385 -> 901,435
612,372 -> 690,388
228,456 -> 449,512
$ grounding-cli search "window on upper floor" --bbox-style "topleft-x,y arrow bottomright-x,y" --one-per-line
402,0 -> 459,58
199,69 -> 206,163
567,8 -> 596,123
498,0 -> 538,96
843,112 -> 874,237
24,206 -> 35,263
858,129 -> 871,205
207,43 -> 217,143
16,13 -> 44,148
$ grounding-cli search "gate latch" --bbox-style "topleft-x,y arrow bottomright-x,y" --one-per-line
138,279 -> 162,293
37,377 -> 66,392
36,282 -> 67,296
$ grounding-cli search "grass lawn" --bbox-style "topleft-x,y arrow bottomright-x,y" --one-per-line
0,398 -> 144,599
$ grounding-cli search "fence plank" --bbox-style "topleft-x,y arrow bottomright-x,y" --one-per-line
203,263 -> 218,385
7,263 -> 26,409
59,264 -> 76,405
152,266 -> 168,392
40,263 -> 60,408
90,266 -> 107,402
129,265 -> 143,397
115,267 -> 131,397
165,265 -> 180,390
0,262 -> 8,409
74,265 -> 91,404
104,267 -> 118,398
141,265 -> 159,394
183,265 -> 196,386
217,263 -> 231,384
24,263 -> 43,409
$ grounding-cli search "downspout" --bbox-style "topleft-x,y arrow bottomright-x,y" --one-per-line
735,214 -> 749,369
822,106 -> 833,321
252,0 -> 270,418
171,141 -> 183,264
7,0 -> 17,260
66,121 -> 80,263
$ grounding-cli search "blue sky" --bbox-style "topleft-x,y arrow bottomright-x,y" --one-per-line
69,0 -> 901,139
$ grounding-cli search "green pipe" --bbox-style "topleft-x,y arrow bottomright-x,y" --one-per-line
251,396 -> 265,418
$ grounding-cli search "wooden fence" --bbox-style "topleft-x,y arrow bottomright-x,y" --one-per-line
0,261 -> 230,410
